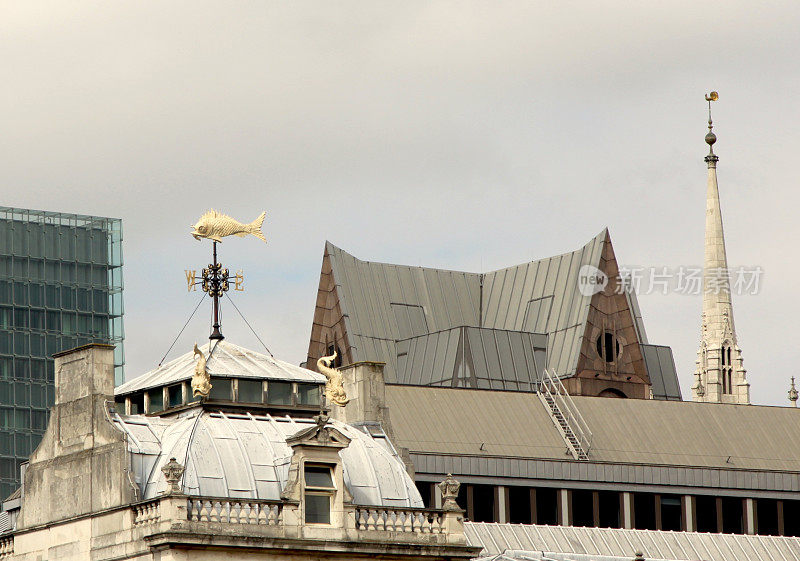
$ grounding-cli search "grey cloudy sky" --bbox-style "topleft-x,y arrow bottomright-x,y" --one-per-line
3,2 -> 798,405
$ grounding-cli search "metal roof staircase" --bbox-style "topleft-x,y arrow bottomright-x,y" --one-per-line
538,369 -> 593,461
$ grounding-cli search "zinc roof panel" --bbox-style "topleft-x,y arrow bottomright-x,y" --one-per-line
483,269 -> 506,328
551,250 -> 579,334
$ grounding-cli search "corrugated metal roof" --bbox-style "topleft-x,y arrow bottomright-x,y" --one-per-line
328,230 -> 632,382
116,340 -> 325,395
642,345 -> 682,401
395,327 -> 547,391
386,385 -> 800,472
111,410 -> 422,507
476,552 -> 675,561
465,523 -> 800,561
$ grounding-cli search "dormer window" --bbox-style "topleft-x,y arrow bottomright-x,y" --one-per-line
304,463 -> 335,524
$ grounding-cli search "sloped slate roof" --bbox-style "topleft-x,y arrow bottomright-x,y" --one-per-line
116,340 -> 325,396
465,523 -> 800,561
385,385 -> 800,471
328,229 -> 647,381
111,409 -> 422,507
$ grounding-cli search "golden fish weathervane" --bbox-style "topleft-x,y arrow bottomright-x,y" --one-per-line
187,209 -> 267,340
191,209 -> 267,243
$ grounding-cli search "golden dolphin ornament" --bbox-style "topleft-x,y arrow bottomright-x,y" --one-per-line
317,351 -> 349,407
191,209 -> 266,243
191,343 -> 212,398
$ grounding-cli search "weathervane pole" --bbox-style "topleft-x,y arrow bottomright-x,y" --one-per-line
210,241 -> 224,340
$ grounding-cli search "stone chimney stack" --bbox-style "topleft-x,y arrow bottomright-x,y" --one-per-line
17,344 -> 136,529
329,361 -> 415,475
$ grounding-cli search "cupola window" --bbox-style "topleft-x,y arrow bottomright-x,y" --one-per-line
303,463 -> 335,524
237,379 -> 264,403
129,393 -> 144,414
297,383 -> 321,406
147,388 -> 163,413
268,381 -> 293,405
209,377 -> 232,401
167,383 -> 183,408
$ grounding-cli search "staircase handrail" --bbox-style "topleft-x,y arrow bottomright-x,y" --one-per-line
540,369 -> 593,454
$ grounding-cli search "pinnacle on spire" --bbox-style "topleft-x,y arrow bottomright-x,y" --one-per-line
789,377 -> 798,407
704,91 -> 719,163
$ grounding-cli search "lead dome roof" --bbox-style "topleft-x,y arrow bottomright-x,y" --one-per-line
111,409 -> 422,507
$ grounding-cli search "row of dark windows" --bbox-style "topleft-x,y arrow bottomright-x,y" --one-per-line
0,380 -> 51,408
0,283 -> 113,312
0,356 -> 55,381
0,456 -> 26,497
416,483 -> 800,536
117,379 -> 323,415
0,221 -> 111,264
0,331 -> 111,360
0,426 -> 46,459
0,307 -> 112,336
0,257 -> 115,287
0,407 -> 50,432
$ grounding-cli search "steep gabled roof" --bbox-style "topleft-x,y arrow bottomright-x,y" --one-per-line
319,229 -> 650,381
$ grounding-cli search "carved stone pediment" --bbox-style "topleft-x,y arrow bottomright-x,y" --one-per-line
285,414 -> 351,450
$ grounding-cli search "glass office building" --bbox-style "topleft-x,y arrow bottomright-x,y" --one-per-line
0,207 -> 124,497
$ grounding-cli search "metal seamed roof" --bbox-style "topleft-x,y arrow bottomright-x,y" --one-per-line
386,385 -> 800,476
465,522 -> 800,561
116,340 -> 325,395
111,409 -> 421,507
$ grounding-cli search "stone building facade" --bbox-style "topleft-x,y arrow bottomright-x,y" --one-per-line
0,344 -> 477,560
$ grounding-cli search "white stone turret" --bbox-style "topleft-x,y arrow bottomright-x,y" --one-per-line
692,95 -> 750,404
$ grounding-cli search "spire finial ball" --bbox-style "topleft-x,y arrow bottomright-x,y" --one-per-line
705,131 -> 717,146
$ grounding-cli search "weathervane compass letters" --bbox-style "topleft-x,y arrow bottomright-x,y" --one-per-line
185,209 -> 266,340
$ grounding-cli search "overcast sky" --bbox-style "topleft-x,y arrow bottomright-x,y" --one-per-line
3,2 -> 798,405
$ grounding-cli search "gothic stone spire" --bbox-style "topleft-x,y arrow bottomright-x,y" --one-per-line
692,92 -> 750,404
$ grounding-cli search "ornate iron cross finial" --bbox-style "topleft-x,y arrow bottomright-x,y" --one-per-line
161,457 -> 185,495
438,473 -> 461,512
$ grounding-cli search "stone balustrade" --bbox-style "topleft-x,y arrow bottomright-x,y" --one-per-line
186,497 -> 283,525
129,495 -> 463,543
355,506 -> 445,533
132,499 -> 161,526
0,535 -> 13,557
